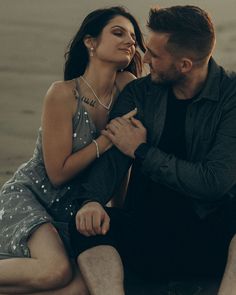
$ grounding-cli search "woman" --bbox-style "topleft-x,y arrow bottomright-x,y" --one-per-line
0,6 -> 145,294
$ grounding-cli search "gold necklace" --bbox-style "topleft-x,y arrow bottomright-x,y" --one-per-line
80,76 -> 113,110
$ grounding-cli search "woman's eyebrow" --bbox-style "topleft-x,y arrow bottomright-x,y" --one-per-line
111,25 -> 136,37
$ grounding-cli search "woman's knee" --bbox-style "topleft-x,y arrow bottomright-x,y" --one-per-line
28,223 -> 73,290
31,259 -> 73,290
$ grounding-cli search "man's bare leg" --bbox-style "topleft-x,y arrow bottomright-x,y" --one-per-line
0,223 -> 72,294
78,245 -> 125,295
218,234 -> 236,295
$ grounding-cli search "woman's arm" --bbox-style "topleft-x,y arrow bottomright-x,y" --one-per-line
41,81 -> 111,187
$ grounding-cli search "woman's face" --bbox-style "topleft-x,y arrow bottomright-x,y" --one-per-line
93,15 -> 137,69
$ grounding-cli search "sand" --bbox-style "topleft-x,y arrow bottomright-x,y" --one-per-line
1,0 -> 236,185
1,1 -> 236,293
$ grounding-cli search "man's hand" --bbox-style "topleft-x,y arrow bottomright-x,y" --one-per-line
75,202 -> 110,237
102,117 -> 147,158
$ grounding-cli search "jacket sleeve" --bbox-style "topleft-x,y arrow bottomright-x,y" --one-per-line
140,98 -> 236,202
74,82 -> 137,207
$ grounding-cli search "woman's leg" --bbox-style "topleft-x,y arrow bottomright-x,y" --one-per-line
0,264 -> 90,295
0,223 -> 73,293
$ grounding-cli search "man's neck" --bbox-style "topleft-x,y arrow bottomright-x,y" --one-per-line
173,62 -> 209,100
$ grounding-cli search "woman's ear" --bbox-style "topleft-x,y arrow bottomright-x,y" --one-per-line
83,35 -> 96,57
83,35 -> 95,49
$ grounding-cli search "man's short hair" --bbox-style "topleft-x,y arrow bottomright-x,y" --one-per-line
147,5 -> 215,61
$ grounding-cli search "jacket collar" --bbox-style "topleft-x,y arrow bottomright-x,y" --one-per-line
195,57 -> 222,102
146,57 -> 222,102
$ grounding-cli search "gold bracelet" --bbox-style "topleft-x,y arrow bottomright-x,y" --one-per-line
92,139 -> 100,158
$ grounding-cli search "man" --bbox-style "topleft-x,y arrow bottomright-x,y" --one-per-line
69,5 -> 236,295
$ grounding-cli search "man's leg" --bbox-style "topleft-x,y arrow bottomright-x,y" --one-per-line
78,245 -> 125,295
218,234 -> 236,295
69,208 -> 136,295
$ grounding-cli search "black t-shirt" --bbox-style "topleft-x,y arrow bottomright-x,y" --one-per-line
125,89 -> 193,214
158,89 -> 192,159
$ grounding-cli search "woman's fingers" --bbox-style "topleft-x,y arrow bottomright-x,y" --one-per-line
122,107 -> 137,119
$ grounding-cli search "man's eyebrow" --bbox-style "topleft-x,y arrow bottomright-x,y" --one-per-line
111,25 -> 136,37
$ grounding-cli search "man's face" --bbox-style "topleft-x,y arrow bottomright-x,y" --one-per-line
143,32 -> 184,84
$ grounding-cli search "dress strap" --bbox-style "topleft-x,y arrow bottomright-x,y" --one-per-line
73,78 -> 84,116
73,78 -> 80,99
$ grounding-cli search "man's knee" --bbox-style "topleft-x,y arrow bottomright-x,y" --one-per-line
228,234 -> 236,256
224,234 -> 236,272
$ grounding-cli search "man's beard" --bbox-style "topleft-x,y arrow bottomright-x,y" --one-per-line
150,65 -> 184,86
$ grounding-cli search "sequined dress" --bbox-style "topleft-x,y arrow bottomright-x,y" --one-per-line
0,83 -> 99,259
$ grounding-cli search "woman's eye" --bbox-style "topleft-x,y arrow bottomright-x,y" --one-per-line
113,31 -> 123,37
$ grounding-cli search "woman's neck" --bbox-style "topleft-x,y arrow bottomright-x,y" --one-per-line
83,60 -> 117,99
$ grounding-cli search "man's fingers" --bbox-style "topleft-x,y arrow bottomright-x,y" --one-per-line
75,202 -> 108,237
85,214 -> 97,236
77,216 -> 90,236
110,117 -> 126,127
92,212 -> 102,235
75,215 -> 80,231
122,108 -> 137,119
101,213 -> 110,235
106,123 -> 118,135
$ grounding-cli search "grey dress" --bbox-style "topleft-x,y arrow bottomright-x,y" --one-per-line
0,79 -> 99,258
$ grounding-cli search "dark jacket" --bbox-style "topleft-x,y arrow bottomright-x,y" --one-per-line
79,58 -> 236,218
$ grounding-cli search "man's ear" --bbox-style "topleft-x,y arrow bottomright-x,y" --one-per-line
179,58 -> 193,74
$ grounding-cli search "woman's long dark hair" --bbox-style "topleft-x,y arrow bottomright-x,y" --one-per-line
64,6 -> 145,80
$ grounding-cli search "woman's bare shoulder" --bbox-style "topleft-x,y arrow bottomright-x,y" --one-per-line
44,80 -> 77,106
115,71 -> 136,92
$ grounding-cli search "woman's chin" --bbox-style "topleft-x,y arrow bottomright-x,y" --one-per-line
117,60 -> 131,70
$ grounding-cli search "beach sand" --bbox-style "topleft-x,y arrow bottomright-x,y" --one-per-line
1,0 -> 236,185
0,1 -> 236,293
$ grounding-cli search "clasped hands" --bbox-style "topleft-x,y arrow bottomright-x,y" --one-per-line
102,109 -> 147,158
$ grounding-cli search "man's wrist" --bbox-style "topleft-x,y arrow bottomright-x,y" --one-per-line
134,142 -> 149,161
81,199 -> 101,208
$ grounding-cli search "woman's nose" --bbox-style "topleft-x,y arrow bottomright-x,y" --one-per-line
125,34 -> 136,46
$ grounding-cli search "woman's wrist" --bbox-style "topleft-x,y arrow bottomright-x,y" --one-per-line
96,135 -> 113,155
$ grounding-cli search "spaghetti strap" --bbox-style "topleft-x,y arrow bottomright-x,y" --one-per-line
73,78 -> 83,114
73,77 -> 80,99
